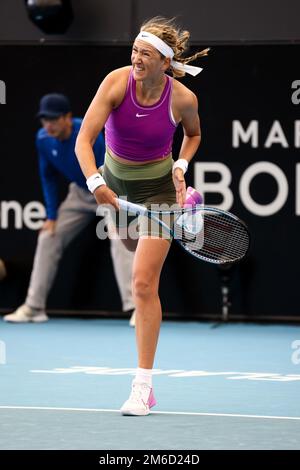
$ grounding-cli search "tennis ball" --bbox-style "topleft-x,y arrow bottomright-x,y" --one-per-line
184,187 -> 203,207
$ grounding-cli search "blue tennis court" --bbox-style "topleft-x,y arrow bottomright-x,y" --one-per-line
0,318 -> 299,450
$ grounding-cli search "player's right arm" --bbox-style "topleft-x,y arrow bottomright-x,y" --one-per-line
75,67 -> 130,208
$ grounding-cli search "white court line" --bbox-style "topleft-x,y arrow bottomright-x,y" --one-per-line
0,406 -> 300,421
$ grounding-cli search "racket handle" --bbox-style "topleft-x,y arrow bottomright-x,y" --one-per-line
116,198 -> 148,216
184,187 -> 203,207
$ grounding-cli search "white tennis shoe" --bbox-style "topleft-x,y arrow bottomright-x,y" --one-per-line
129,309 -> 136,327
3,304 -> 49,323
120,381 -> 156,416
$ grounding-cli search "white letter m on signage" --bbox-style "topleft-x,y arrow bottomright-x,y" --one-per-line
232,120 -> 258,148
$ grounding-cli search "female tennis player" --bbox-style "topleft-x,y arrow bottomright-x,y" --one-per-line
75,16 -> 208,415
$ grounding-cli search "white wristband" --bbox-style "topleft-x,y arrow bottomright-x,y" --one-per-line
86,173 -> 106,193
172,159 -> 189,175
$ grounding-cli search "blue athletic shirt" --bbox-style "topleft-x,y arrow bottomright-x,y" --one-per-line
36,118 -> 105,220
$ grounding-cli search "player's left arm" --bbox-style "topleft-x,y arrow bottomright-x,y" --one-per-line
173,91 -> 201,206
178,91 -> 201,163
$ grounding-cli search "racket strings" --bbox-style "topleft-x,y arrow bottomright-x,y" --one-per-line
201,214 -> 249,260
174,211 -> 249,263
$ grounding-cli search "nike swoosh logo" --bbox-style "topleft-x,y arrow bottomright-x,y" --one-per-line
136,113 -> 149,118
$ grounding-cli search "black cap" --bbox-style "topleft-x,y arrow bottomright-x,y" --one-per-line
37,93 -> 71,119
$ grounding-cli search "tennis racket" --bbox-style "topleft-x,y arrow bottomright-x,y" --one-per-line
116,198 -> 250,265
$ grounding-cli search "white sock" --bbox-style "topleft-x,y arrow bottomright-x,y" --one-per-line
134,367 -> 152,387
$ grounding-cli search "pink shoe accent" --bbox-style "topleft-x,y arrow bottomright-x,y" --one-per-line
147,388 -> 156,408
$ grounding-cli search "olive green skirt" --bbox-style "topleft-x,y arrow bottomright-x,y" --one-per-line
102,149 -> 178,239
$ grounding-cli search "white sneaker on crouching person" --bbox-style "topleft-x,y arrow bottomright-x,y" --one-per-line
120,381 -> 156,416
3,304 -> 49,323
129,309 -> 136,327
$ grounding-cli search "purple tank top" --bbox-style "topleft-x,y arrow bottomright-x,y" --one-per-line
105,69 -> 177,162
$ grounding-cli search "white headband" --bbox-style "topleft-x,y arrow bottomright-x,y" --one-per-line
135,31 -> 203,77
